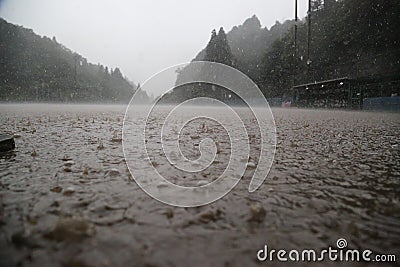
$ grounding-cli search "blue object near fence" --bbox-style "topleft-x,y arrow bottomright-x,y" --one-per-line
363,96 -> 400,111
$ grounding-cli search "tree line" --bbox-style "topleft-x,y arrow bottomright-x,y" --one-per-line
0,18 -> 151,103
168,0 -> 400,101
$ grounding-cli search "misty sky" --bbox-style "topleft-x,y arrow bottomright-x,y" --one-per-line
0,0 -> 307,84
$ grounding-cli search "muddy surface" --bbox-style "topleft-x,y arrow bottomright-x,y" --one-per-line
0,104 -> 399,267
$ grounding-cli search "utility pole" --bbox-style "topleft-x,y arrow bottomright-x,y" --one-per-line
73,53 -> 79,101
307,0 -> 312,82
293,0 -> 298,87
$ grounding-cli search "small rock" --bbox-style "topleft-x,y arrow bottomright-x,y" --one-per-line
27,214 -> 38,225
12,231 -> 38,248
64,160 -> 75,167
97,141 -> 104,150
198,209 -> 223,223
246,161 -> 257,168
83,166 -> 89,175
105,168 -> 120,177
248,203 -> 266,223
216,142 -> 221,154
63,167 -> 72,172
0,134 -> 15,152
151,161 -> 159,167
50,201 -> 60,207
45,217 -> 95,242
191,135 -> 200,140
63,187 -> 75,196
165,208 -> 174,219
196,180 -> 209,187
60,155 -> 72,161
157,181 -> 169,189
111,131 -> 122,142
31,148 -> 37,157
50,186 -> 62,193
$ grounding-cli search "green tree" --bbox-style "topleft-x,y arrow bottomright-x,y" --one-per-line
204,27 -> 234,66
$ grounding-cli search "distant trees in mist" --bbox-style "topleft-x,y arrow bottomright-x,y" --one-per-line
0,18 -> 151,103
168,0 -> 400,100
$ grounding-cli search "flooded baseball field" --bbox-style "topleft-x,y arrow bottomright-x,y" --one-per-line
0,104 -> 399,266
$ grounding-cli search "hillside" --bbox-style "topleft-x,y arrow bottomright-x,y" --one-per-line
176,15 -> 294,83
174,0 -> 400,99
259,0 -> 400,97
0,18 -> 150,103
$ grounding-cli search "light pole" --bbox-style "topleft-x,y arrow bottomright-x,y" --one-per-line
293,0 -> 298,86
307,0 -> 312,82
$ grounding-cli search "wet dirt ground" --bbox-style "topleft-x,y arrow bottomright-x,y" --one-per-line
0,104 -> 399,267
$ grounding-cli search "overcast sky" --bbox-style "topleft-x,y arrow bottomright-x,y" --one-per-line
0,0 -> 307,84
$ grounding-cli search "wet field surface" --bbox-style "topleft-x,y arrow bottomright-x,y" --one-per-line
0,104 -> 399,267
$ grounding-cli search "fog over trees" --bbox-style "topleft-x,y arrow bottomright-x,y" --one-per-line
0,18 -> 151,103
0,0 -> 399,103
169,0 -> 399,100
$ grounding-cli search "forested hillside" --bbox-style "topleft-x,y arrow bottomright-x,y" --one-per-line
175,15 -> 294,87
0,18 -> 150,103
162,27 -> 237,104
259,0 -> 400,97
2,0 -> 398,102
172,0 -> 400,100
